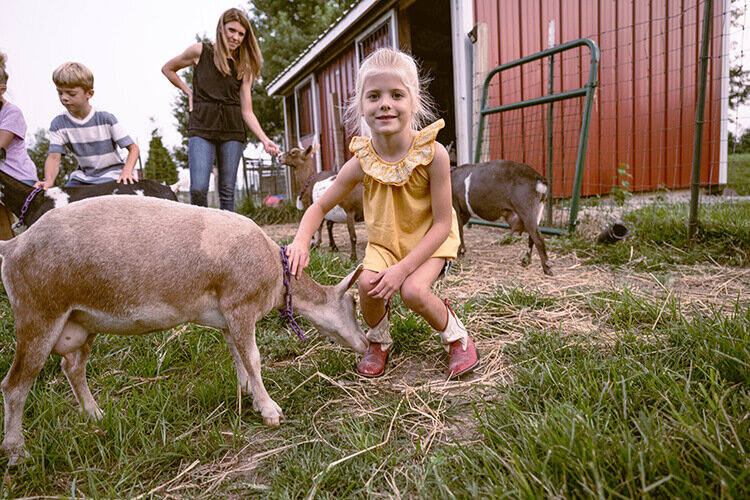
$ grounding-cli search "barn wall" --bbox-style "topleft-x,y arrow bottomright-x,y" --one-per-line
472,0 -> 725,196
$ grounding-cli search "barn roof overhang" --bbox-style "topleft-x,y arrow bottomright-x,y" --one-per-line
267,0 -> 395,97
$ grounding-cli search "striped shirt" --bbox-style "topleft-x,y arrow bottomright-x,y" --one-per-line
49,107 -> 134,184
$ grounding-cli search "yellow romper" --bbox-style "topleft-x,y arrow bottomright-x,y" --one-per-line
349,119 -> 461,272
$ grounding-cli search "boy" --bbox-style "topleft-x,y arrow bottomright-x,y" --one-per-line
36,62 -> 139,189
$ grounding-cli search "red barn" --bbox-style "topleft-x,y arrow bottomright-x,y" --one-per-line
268,0 -> 728,197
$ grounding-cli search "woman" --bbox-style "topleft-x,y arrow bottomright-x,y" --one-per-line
162,8 -> 279,210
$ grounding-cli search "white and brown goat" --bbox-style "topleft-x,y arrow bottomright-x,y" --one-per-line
279,145 -> 364,261
0,196 -> 367,465
451,159 -> 552,275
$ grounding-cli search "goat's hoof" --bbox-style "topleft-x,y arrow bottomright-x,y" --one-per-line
520,257 -> 532,267
330,245 -> 339,252
2,445 -> 29,467
543,267 -> 553,276
263,416 -> 282,427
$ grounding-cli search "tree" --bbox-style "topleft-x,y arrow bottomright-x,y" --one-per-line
26,128 -> 77,186
144,126 -> 178,184
248,0 -> 355,142
729,0 -> 750,112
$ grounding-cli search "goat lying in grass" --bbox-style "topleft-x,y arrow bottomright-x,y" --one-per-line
451,159 -> 552,275
0,196 -> 367,465
279,145 -> 364,260
0,168 -> 177,229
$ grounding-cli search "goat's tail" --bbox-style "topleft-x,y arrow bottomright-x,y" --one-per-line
535,181 -> 548,225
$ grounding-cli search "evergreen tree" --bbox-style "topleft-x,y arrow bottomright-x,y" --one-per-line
144,126 -> 178,184
26,128 -> 78,186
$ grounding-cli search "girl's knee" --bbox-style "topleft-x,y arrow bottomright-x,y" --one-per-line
400,282 -> 430,311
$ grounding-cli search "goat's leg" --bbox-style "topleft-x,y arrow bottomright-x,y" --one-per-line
311,222 -> 323,249
1,325 -> 59,465
346,212 -> 357,261
61,332 -> 102,420
456,210 -> 467,256
327,220 -> 338,252
521,235 -> 534,268
221,329 -> 251,394
223,313 -> 283,426
516,213 -> 552,275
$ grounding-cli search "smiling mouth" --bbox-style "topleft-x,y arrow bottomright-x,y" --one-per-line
377,116 -> 396,120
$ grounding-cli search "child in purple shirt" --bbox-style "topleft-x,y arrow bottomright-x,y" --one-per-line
0,52 -> 39,184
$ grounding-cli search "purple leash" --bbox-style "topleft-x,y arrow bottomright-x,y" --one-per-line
13,186 -> 43,229
279,246 -> 307,342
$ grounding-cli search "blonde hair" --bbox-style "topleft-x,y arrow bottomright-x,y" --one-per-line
52,62 -> 94,91
214,8 -> 262,81
0,51 -> 8,86
345,47 -> 436,135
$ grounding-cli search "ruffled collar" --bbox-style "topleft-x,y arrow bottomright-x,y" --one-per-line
349,119 -> 445,186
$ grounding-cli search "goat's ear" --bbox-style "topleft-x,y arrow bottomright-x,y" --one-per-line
311,144 -> 321,154
336,264 -> 363,296
304,145 -> 313,156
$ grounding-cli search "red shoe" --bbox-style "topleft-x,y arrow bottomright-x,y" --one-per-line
357,343 -> 390,377
448,337 -> 479,378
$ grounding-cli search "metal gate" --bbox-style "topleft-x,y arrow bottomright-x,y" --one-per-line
472,38 -> 600,234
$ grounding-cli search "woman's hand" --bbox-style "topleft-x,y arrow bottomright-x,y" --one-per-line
285,240 -> 310,279
187,90 -> 193,112
367,264 -> 408,301
263,138 -> 280,156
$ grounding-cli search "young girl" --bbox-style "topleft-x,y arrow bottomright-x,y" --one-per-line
162,8 -> 279,211
286,48 -> 479,378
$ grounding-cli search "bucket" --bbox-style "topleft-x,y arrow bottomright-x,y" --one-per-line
597,222 -> 630,244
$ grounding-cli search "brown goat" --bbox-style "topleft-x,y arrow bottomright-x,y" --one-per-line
451,160 -> 552,275
0,196 -> 367,465
278,145 -> 364,261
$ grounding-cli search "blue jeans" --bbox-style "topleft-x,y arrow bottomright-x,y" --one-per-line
188,136 -> 244,211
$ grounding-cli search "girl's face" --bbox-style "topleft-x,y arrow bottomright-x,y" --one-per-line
361,71 -> 414,137
223,21 -> 246,52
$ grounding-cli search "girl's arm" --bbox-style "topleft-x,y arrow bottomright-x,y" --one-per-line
367,143 -> 453,300
161,43 -> 202,111
286,157 -> 365,277
0,130 -> 15,150
239,77 -> 280,155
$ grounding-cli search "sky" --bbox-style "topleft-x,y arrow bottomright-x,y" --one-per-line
0,0 -> 253,161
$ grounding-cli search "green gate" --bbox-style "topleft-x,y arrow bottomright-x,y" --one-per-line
471,38 -> 600,235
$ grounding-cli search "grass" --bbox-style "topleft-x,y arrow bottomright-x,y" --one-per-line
235,198 -> 303,225
0,203 -> 748,497
728,153 -> 750,195
556,200 -> 750,269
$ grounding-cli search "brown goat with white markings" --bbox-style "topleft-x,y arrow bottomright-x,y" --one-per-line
0,195 -> 367,465
451,160 -> 552,275
279,145 -> 364,261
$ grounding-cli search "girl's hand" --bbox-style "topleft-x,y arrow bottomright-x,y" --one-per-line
263,139 -> 280,156
285,241 -> 310,279
367,264 -> 408,301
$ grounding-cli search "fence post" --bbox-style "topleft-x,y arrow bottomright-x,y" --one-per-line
688,0 -> 713,242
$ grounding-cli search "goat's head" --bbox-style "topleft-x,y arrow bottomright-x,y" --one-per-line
306,264 -> 368,353
278,144 -> 320,170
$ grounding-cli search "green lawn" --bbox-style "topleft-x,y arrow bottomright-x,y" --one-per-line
0,205 -> 748,498
728,153 -> 750,195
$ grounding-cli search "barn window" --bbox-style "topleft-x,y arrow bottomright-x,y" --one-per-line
295,80 -> 315,139
356,10 -> 398,63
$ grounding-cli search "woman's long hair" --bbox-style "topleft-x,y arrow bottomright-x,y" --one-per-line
214,8 -> 262,81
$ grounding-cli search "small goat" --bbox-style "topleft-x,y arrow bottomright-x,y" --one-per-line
278,145 -> 364,261
0,168 -> 177,229
0,196 -> 367,465
451,159 -> 552,275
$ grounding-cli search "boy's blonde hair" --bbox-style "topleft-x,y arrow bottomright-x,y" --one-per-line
52,62 -> 94,91
0,51 -> 8,86
214,8 -> 262,81
345,47 -> 436,135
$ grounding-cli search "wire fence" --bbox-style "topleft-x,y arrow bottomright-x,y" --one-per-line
471,0 -> 749,235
